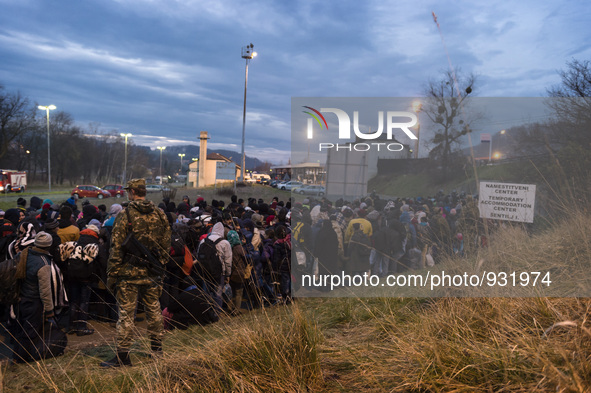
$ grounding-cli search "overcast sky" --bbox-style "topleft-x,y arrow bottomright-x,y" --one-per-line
1,0 -> 589,163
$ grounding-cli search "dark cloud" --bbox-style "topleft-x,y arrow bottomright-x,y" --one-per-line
0,0 -> 590,163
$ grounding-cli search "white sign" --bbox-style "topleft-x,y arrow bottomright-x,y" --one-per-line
479,181 -> 536,223
216,162 -> 236,180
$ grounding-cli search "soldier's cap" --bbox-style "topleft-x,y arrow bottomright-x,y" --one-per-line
125,178 -> 146,190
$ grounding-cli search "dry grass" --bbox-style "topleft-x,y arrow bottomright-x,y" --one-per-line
1,209 -> 591,392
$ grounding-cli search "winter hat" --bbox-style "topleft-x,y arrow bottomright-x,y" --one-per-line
251,213 -> 264,228
44,219 -> 59,230
85,224 -> 100,235
227,230 -> 241,247
30,196 -> 43,210
109,204 -> 123,216
34,231 -> 53,248
4,208 -> 20,225
242,219 -> 255,232
88,219 -> 102,231
47,210 -> 59,221
17,197 -> 26,207
83,204 -> 97,218
265,215 -> 275,226
66,197 -> 76,206
42,203 -> 51,210
367,210 -> 380,221
45,218 -> 59,229
0,210 -> 4,217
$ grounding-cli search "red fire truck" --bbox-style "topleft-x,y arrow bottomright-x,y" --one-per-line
0,170 -> 27,193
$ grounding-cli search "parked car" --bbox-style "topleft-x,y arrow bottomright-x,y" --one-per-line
146,184 -> 163,192
294,185 -> 326,196
71,185 -> 111,199
102,184 -> 126,198
270,180 -> 280,188
280,181 -> 303,191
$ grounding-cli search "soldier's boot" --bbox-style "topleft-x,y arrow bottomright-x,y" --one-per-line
149,340 -> 163,358
100,351 -> 132,368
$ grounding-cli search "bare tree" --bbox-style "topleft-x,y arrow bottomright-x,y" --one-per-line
422,68 -> 476,179
0,85 -> 36,159
545,59 -> 591,148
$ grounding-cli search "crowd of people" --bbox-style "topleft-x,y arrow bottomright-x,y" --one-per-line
0,184 -> 483,365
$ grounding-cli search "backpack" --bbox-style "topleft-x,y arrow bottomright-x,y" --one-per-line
0,251 -> 25,305
61,242 -> 99,281
292,222 -> 305,244
196,237 -> 223,281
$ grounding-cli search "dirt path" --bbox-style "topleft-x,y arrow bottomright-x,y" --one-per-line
1,316 -> 149,360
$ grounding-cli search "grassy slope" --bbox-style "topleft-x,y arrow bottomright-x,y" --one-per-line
369,160 -> 541,198
2,212 -> 590,392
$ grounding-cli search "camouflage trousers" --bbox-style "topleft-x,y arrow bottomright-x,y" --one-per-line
115,280 -> 163,351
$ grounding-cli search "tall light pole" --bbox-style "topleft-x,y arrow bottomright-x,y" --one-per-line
120,133 -> 132,183
240,43 -> 257,182
157,146 -> 166,185
411,100 -> 422,159
178,153 -> 185,173
38,105 -> 56,191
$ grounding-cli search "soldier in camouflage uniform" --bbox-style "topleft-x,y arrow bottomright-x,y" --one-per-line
100,178 -> 171,368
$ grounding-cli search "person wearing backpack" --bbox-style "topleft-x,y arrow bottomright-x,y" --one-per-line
347,223 -> 372,276
59,224 -> 104,336
10,232 -> 68,364
194,221 -> 232,314
227,230 -> 249,315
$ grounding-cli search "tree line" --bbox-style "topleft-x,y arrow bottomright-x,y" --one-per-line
0,86 -> 176,186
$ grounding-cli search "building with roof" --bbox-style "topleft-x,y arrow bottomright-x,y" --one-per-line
187,131 -> 242,188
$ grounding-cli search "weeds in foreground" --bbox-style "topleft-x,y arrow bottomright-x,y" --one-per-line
2,210 -> 591,392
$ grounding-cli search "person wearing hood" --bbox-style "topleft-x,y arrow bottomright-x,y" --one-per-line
103,204 -> 122,231
76,204 -> 98,230
195,222 -> 232,313
16,197 -> 26,212
176,201 -> 191,218
101,179 -> 171,368
0,209 -> 20,260
8,221 -> 37,259
26,196 -> 43,217
57,206 -> 80,243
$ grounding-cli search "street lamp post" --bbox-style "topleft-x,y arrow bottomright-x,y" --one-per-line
157,146 -> 166,185
178,153 -> 185,173
240,43 -> 257,183
411,100 -> 422,159
120,133 -> 132,183
38,105 -> 56,192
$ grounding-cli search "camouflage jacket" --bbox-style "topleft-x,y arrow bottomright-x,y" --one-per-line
107,199 -> 171,281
